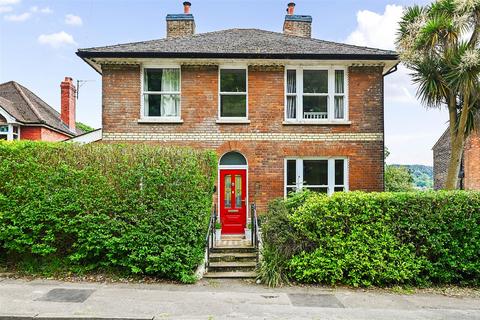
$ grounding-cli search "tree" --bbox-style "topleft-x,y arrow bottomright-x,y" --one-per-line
76,122 -> 94,133
385,166 -> 416,192
396,0 -> 480,189
384,147 -> 415,192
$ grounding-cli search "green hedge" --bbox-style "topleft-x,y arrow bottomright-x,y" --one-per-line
260,191 -> 480,287
0,142 -> 216,282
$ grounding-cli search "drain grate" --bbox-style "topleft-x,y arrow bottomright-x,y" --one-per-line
288,293 -> 344,308
36,288 -> 95,303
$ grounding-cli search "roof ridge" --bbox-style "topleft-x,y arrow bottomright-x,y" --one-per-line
12,82 -> 45,124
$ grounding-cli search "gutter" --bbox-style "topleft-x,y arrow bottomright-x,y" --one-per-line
383,63 -> 399,77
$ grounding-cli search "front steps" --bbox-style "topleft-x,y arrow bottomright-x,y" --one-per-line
204,237 -> 257,279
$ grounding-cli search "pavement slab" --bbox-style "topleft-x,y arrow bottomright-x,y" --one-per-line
0,278 -> 479,319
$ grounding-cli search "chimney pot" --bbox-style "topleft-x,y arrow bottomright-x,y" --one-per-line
183,1 -> 191,14
287,2 -> 295,15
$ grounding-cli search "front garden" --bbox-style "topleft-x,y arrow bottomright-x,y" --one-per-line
0,142 -> 216,283
259,191 -> 480,287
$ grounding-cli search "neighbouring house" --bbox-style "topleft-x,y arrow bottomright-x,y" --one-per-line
0,77 -> 82,141
65,128 -> 103,144
433,120 -> 480,190
77,2 -> 399,234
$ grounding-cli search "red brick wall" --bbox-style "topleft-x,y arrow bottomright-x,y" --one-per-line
464,131 -> 480,190
20,126 -> 69,141
101,63 -> 385,212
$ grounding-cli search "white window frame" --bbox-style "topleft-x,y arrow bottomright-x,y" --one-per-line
140,64 -> 182,121
218,65 -> 249,122
0,124 -> 20,141
284,157 -> 349,197
284,66 -> 349,123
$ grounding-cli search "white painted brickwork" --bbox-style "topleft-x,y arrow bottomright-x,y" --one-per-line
103,132 -> 383,142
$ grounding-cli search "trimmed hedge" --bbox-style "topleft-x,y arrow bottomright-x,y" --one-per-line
0,142 -> 216,282
260,191 -> 480,287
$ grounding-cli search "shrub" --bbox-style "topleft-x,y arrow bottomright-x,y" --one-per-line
0,141 -> 216,282
261,191 -> 480,287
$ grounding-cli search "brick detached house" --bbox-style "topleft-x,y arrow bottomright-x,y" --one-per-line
77,2 -> 398,234
433,119 -> 480,190
0,77 -> 81,141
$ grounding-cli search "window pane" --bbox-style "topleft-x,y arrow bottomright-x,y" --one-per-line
225,175 -> 231,208
306,187 -> 328,194
13,126 -> 18,134
287,70 -> 296,93
145,94 -> 180,117
0,125 -> 8,133
303,160 -> 328,186
235,175 -> 242,207
0,135 -> 7,140
286,187 -> 297,196
287,160 -> 297,185
334,187 -> 345,192
335,159 -> 345,185
303,70 -> 328,93
221,95 -> 246,117
221,69 -> 246,92
286,96 -> 296,119
145,68 -> 180,92
303,96 -> 328,119
334,96 -> 344,119
335,70 -> 344,94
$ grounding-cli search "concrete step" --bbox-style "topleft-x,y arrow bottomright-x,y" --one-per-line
208,261 -> 256,273
209,252 -> 257,263
210,246 -> 256,254
203,271 -> 257,279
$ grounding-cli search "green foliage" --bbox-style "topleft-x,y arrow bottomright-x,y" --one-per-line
261,191 -> 480,287
75,122 -> 95,133
385,165 -> 415,192
393,165 -> 433,189
396,0 -> 480,189
0,141 -> 217,282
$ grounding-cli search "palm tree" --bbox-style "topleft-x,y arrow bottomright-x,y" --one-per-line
397,0 -> 480,189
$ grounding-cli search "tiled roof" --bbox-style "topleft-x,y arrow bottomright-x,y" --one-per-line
77,28 -> 398,60
0,81 -> 81,136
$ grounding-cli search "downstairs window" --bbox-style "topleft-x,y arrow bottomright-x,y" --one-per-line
285,158 -> 348,196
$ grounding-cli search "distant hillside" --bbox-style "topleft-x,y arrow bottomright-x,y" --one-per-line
392,164 -> 433,189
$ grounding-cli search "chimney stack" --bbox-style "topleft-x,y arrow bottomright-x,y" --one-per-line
60,77 -> 76,131
166,2 -> 195,38
283,2 -> 312,38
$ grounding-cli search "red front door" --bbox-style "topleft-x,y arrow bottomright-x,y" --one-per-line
219,169 -> 247,234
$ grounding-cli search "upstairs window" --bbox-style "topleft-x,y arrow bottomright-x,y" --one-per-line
285,158 -> 348,196
286,67 -> 347,122
143,68 -> 180,118
219,68 -> 247,119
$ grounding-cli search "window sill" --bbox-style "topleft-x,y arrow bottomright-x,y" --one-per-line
138,118 -> 184,124
216,119 -> 251,124
283,120 -> 351,126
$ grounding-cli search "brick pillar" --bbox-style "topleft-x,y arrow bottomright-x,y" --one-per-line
60,77 -> 76,131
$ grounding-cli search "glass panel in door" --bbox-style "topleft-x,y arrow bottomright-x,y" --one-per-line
235,175 -> 242,207
224,175 -> 231,208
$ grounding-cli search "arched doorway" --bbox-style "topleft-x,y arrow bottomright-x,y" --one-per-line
218,151 -> 248,235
